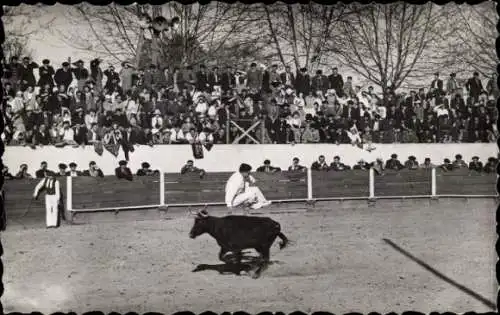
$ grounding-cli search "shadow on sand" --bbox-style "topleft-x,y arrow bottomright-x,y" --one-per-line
192,252 -> 283,277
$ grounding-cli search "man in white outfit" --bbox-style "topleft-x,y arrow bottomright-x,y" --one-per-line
225,163 -> 272,212
33,175 -> 62,228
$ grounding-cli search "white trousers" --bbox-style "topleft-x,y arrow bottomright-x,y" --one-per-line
45,195 -> 59,227
232,187 -> 267,208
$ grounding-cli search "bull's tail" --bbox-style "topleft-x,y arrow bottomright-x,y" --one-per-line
277,232 -> 289,250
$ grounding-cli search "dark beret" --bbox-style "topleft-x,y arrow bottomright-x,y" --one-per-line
455,154 -> 462,159
89,161 -> 96,166
142,162 -> 150,168
409,156 -> 416,160
239,163 -> 252,172
472,156 -> 479,160
293,157 -> 299,162
300,67 -> 307,72
58,163 -> 67,169
391,154 -> 397,158
425,158 -> 431,162
69,162 -> 77,167
119,160 -> 128,166
42,59 -> 50,64
488,157 -> 495,162
62,62 -> 69,67
264,159 -> 271,165
250,62 -> 257,67
444,158 -> 451,163
334,156 -> 340,160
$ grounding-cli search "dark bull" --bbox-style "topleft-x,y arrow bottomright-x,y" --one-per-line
189,209 -> 289,278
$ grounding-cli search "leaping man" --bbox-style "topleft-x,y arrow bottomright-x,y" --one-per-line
225,163 -> 272,213
33,174 -> 63,228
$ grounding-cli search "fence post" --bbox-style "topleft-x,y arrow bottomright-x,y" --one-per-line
431,168 -> 437,198
66,175 -> 72,211
369,168 -> 375,199
160,171 -> 165,207
307,168 -> 313,201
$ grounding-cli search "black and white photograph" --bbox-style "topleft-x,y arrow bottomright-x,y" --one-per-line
0,1 -> 498,313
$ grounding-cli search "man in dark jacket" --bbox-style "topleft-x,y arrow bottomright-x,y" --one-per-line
466,72 -> 485,103
221,66 -> 236,92
35,161 -> 54,178
54,62 -> 73,92
468,156 -> 483,172
38,59 -> 55,88
483,157 -> 497,173
311,70 -> 329,95
288,157 -> 306,172
280,66 -> 295,87
311,155 -> 329,171
136,162 -> 159,176
115,160 -> 133,181
82,161 -> 104,177
452,154 -> 468,169
430,72 -> 444,96
181,160 -> 206,178
208,66 -> 221,92
385,154 -> 404,170
67,162 -> 83,177
328,67 -> 344,97
330,155 -> 350,171
196,64 -> 210,92
404,156 -> 419,170
55,163 -> 68,177
104,65 -> 120,91
295,67 -> 310,96
18,57 -> 38,91
256,159 -> 281,173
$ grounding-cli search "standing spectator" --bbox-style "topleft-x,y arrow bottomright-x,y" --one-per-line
54,61 -> 73,92
466,72 -> 485,103
181,160 -> 206,178
311,70 -> 329,95
446,73 -> 458,95
440,158 -> 454,171
7,56 -> 21,90
288,157 -> 306,172
104,65 -> 120,92
37,59 -> 55,89
452,154 -> 468,169
328,67 -> 344,97
136,162 -> 159,176
468,156 -> 483,172
120,61 -> 135,93
385,154 -> 404,170
90,58 -> 104,93
221,66 -> 236,92
208,66 -> 222,93
420,157 -> 435,169
55,163 -> 68,177
82,161 -> 104,177
311,155 -> 329,171
256,159 -> 281,173
71,60 -> 90,92
483,157 -> 497,173
295,67 -> 311,96
430,72 -> 443,95
15,164 -> 32,179
18,56 -> 38,91
404,156 -> 419,170
115,160 -> 133,181
196,65 -> 210,92
330,156 -> 350,171
67,162 -> 82,177
246,63 -> 263,92
280,65 -> 295,87
35,161 -> 53,178
343,76 -> 354,97
486,72 -> 498,100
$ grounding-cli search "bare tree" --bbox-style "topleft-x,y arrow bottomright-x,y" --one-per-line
331,3 -> 450,92
57,3 -> 267,69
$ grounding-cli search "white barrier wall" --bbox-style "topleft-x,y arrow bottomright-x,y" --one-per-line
3,143 -> 498,175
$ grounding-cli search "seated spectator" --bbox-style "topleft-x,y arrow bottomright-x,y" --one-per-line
55,121 -> 78,147
353,159 -> 369,170
330,156 -> 350,171
311,155 -> 329,171
198,127 -> 214,146
440,158 -> 454,172
483,157 -> 497,173
452,154 -> 468,169
82,161 -> 104,177
137,162 -> 159,176
55,163 -> 68,177
420,158 -> 435,169
15,163 -> 32,179
67,162 -> 82,177
257,159 -> 281,173
468,156 -> 483,172
404,156 -> 419,170
385,154 -> 404,170
180,160 -> 206,178
288,157 -> 306,172
372,158 -> 385,175
35,161 -> 53,178
3,166 -> 14,180
115,160 -> 133,181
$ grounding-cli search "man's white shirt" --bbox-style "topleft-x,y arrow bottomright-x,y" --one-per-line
225,171 -> 256,207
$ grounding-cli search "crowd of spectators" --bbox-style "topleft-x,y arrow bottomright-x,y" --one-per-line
2,56 -> 499,152
3,154 -> 497,182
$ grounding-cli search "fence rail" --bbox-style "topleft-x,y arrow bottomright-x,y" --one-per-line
63,168 -> 497,214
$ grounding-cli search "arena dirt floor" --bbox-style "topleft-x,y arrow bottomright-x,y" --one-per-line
2,198 -> 497,314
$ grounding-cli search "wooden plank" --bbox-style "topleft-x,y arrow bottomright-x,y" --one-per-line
374,170 -> 431,196
436,172 -> 496,195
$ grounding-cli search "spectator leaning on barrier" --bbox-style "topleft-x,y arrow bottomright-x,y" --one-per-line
115,160 -> 133,181
256,159 -> 281,173
420,158 -> 435,169
404,156 -> 419,170
15,163 -> 33,179
483,157 -> 497,173
468,156 -> 483,172
353,159 -> 369,171
180,160 -> 206,178
83,161 -> 104,177
440,158 -> 454,172
452,154 -> 468,169
330,155 -> 350,171
288,157 -> 306,172
385,154 -> 404,170
137,162 -> 159,176
35,161 -> 53,178
311,155 -> 329,171
3,166 -> 14,180
56,163 -> 68,177
67,162 -> 82,177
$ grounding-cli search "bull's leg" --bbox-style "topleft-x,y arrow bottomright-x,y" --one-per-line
218,248 -> 230,263
251,246 -> 271,279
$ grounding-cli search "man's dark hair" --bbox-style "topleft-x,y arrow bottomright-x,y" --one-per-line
239,163 -> 252,172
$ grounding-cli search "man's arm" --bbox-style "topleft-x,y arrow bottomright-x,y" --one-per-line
33,178 -> 45,199
55,180 -> 61,200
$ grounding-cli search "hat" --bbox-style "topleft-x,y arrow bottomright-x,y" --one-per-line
42,59 -> 50,65
141,162 -> 150,168
119,160 -> 128,166
20,163 -> 27,168
450,73 -> 456,77
334,156 -> 340,160
425,158 -> 431,162
409,156 -> 416,161
72,59 -> 84,65
300,67 -> 307,72
391,154 -> 397,158
58,163 -> 67,169
69,162 -> 77,168
444,158 -> 451,163
358,159 -> 365,163
239,163 -> 252,172
154,109 -> 161,115
89,161 -> 96,166
472,156 -> 479,160
264,159 -> 271,165
488,157 -> 496,162
293,157 -> 299,162
62,62 -> 69,67
455,154 -> 462,159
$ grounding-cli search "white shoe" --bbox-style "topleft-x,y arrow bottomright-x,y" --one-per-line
261,200 -> 272,207
251,203 -> 263,210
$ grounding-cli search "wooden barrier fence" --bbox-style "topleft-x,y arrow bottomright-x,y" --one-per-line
4,168 -> 497,223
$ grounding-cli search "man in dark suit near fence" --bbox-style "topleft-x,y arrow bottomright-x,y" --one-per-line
256,159 -> 281,173
330,156 -> 350,171
385,154 -> 404,170
404,156 -> 419,170
466,72 -> 485,103
295,67 -> 311,96
311,155 -> 329,171
115,160 -> 133,181
36,161 -> 54,179
221,66 -> 236,92
468,156 -> 483,172
280,66 -> 295,88
288,157 -> 306,172
430,72 -> 444,96
328,67 -> 344,97
452,154 -> 468,169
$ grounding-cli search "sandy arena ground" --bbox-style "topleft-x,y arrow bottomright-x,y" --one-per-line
1,198 -> 496,313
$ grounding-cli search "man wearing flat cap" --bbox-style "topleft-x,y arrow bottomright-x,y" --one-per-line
71,59 -> 90,92
37,59 -> 55,89
115,160 -> 133,181
404,156 -> 419,170
420,157 -> 435,169
54,61 -> 73,92
430,72 -> 443,95
137,162 -> 159,176
440,158 -> 454,172
225,163 -> 272,212
466,71 -> 485,103
18,56 -> 38,91
256,159 -> 281,173
82,161 -> 104,177
483,157 -> 497,173
56,163 -> 68,177
67,162 -> 82,177
468,156 -> 483,172
295,67 -> 311,96
385,153 -> 404,170
452,154 -> 468,169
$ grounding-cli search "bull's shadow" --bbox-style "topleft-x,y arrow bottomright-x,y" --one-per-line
192,252 -> 282,276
